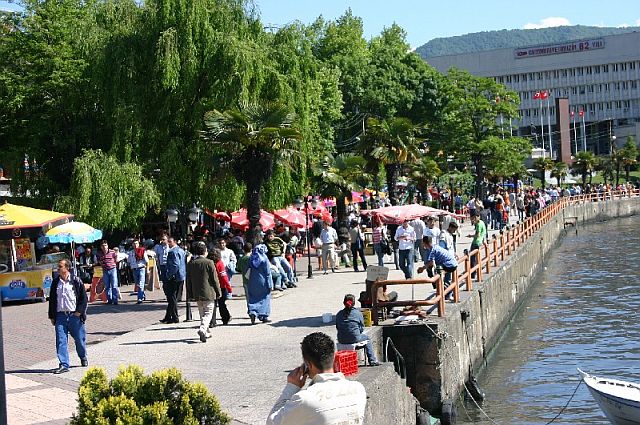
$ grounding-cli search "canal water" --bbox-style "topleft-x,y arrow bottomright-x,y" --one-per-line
458,214 -> 640,424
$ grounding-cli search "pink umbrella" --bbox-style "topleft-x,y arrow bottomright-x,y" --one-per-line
273,208 -> 309,229
230,209 -> 276,231
369,204 -> 462,225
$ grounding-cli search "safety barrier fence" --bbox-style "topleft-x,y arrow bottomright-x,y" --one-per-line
371,189 -> 640,324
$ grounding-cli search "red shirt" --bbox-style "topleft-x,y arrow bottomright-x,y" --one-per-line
215,260 -> 232,292
97,249 -> 117,270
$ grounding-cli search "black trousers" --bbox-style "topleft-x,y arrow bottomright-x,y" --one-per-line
164,279 -> 183,322
210,288 -> 231,326
350,243 -> 368,271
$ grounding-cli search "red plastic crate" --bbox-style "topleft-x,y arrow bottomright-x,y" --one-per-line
334,350 -> 359,376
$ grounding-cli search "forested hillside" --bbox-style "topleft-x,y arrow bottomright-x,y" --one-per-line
417,25 -> 639,58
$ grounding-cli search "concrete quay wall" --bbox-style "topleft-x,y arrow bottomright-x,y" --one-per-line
381,197 -> 639,415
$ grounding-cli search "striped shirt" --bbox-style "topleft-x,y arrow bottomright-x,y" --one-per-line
372,226 -> 385,244
97,249 -> 118,270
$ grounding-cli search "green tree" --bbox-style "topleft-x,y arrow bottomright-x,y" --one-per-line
57,150 -> 160,231
571,151 -> 597,187
409,157 -> 442,203
0,0 -> 103,201
436,69 -> 530,198
596,156 -> 615,185
533,157 -> 554,188
202,102 -> 301,243
313,153 -> 371,224
619,137 -> 638,182
550,161 -> 568,187
358,116 -> 422,203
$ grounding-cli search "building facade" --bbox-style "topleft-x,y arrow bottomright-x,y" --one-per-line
425,32 -> 640,157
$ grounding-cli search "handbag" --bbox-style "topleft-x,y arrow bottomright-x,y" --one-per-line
380,238 -> 392,255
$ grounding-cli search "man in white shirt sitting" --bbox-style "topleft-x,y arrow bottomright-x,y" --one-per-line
267,332 -> 367,425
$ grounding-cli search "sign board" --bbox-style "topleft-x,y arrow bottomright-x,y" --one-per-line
515,38 -> 604,59
366,265 -> 389,282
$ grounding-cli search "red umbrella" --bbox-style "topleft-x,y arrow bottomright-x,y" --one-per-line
230,209 -> 276,231
369,204 -> 461,225
273,208 -> 309,229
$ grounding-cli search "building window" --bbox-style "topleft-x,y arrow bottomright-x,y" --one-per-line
588,85 -> 594,93
603,64 -> 609,72
621,63 -> 627,71
589,104 -> 595,113
613,63 -> 619,72
595,66 -> 601,74
622,81 -> 628,90
537,72 -> 542,80
586,67 -> 592,75
577,68 -> 584,76
579,86 -> 586,94
514,75 -> 519,83
598,103 -> 604,111
571,87 -> 578,95
561,69 -> 568,77
630,62 -> 636,70
631,81 -> 638,89
522,74 -> 528,82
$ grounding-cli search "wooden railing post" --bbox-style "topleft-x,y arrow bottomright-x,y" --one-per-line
436,274 -> 445,317
463,250 -> 473,291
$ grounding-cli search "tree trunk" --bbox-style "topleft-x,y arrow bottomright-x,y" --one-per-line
385,163 -> 398,204
625,165 -> 631,182
474,157 -> 484,199
245,177 -> 263,246
336,195 -> 347,226
615,162 -> 621,186
582,169 -> 587,188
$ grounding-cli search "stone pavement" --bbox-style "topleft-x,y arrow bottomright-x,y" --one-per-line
3,213 -> 517,424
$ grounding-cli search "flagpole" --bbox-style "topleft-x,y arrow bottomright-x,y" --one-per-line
572,113 -> 577,155
546,94 -> 552,159
539,98 -> 545,153
581,112 -> 587,151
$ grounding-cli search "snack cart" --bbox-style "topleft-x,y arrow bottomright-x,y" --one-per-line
0,203 -> 72,301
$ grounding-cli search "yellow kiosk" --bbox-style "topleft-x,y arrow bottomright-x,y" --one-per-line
0,203 -> 72,301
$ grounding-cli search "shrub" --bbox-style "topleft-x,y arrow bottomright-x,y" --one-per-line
71,366 -> 231,425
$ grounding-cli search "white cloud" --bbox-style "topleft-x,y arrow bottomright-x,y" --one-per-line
636,19 -> 640,26
523,17 -> 571,30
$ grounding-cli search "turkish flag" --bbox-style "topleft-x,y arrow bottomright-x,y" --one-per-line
533,91 -> 541,100
579,110 -> 584,117
541,91 -> 549,99
570,111 -> 575,117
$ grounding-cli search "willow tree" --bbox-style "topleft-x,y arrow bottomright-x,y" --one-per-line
202,102 -> 301,243
58,150 -> 160,230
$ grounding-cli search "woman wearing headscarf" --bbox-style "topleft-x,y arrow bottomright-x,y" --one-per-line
246,243 -> 274,324
335,294 -> 380,366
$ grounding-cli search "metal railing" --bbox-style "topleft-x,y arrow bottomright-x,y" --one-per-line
371,188 -> 640,324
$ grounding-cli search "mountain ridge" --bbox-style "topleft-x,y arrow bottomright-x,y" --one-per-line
416,25 -> 640,59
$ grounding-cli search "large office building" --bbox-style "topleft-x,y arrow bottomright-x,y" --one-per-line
425,31 -> 640,157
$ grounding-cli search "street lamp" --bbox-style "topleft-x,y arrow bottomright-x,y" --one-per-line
294,195 -> 318,279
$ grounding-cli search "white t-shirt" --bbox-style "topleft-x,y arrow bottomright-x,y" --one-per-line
267,373 -> 366,425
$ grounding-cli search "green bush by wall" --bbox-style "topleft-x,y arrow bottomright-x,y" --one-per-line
71,366 -> 231,425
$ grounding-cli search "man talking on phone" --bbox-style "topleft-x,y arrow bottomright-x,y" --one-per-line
267,332 -> 367,425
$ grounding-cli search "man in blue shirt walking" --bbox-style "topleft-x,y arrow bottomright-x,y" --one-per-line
160,237 -> 186,323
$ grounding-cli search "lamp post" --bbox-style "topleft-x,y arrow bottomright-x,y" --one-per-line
165,204 -> 202,322
295,195 -> 318,279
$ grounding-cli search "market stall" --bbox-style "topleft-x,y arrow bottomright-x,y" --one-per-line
0,203 -> 73,301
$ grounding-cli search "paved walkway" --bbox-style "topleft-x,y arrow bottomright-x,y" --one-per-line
3,213 -> 518,424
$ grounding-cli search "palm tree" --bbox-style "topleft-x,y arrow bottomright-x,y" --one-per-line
532,157 -> 554,188
596,157 -> 615,185
409,157 -> 441,203
202,101 -> 301,243
620,137 -> 638,182
313,153 -> 371,224
571,151 -> 597,187
550,161 -> 568,187
357,116 -> 422,203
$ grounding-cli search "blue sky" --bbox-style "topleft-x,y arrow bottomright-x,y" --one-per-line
2,0 -> 639,48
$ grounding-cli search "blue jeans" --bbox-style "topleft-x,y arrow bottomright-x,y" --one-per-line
102,267 -> 120,304
271,256 -> 293,284
398,249 -> 414,279
55,312 -> 87,368
355,334 -> 378,364
373,243 -> 384,266
132,267 -> 146,301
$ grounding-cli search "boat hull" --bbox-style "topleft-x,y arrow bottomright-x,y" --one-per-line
579,369 -> 640,425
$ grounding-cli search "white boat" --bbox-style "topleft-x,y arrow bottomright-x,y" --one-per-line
579,368 -> 640,425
